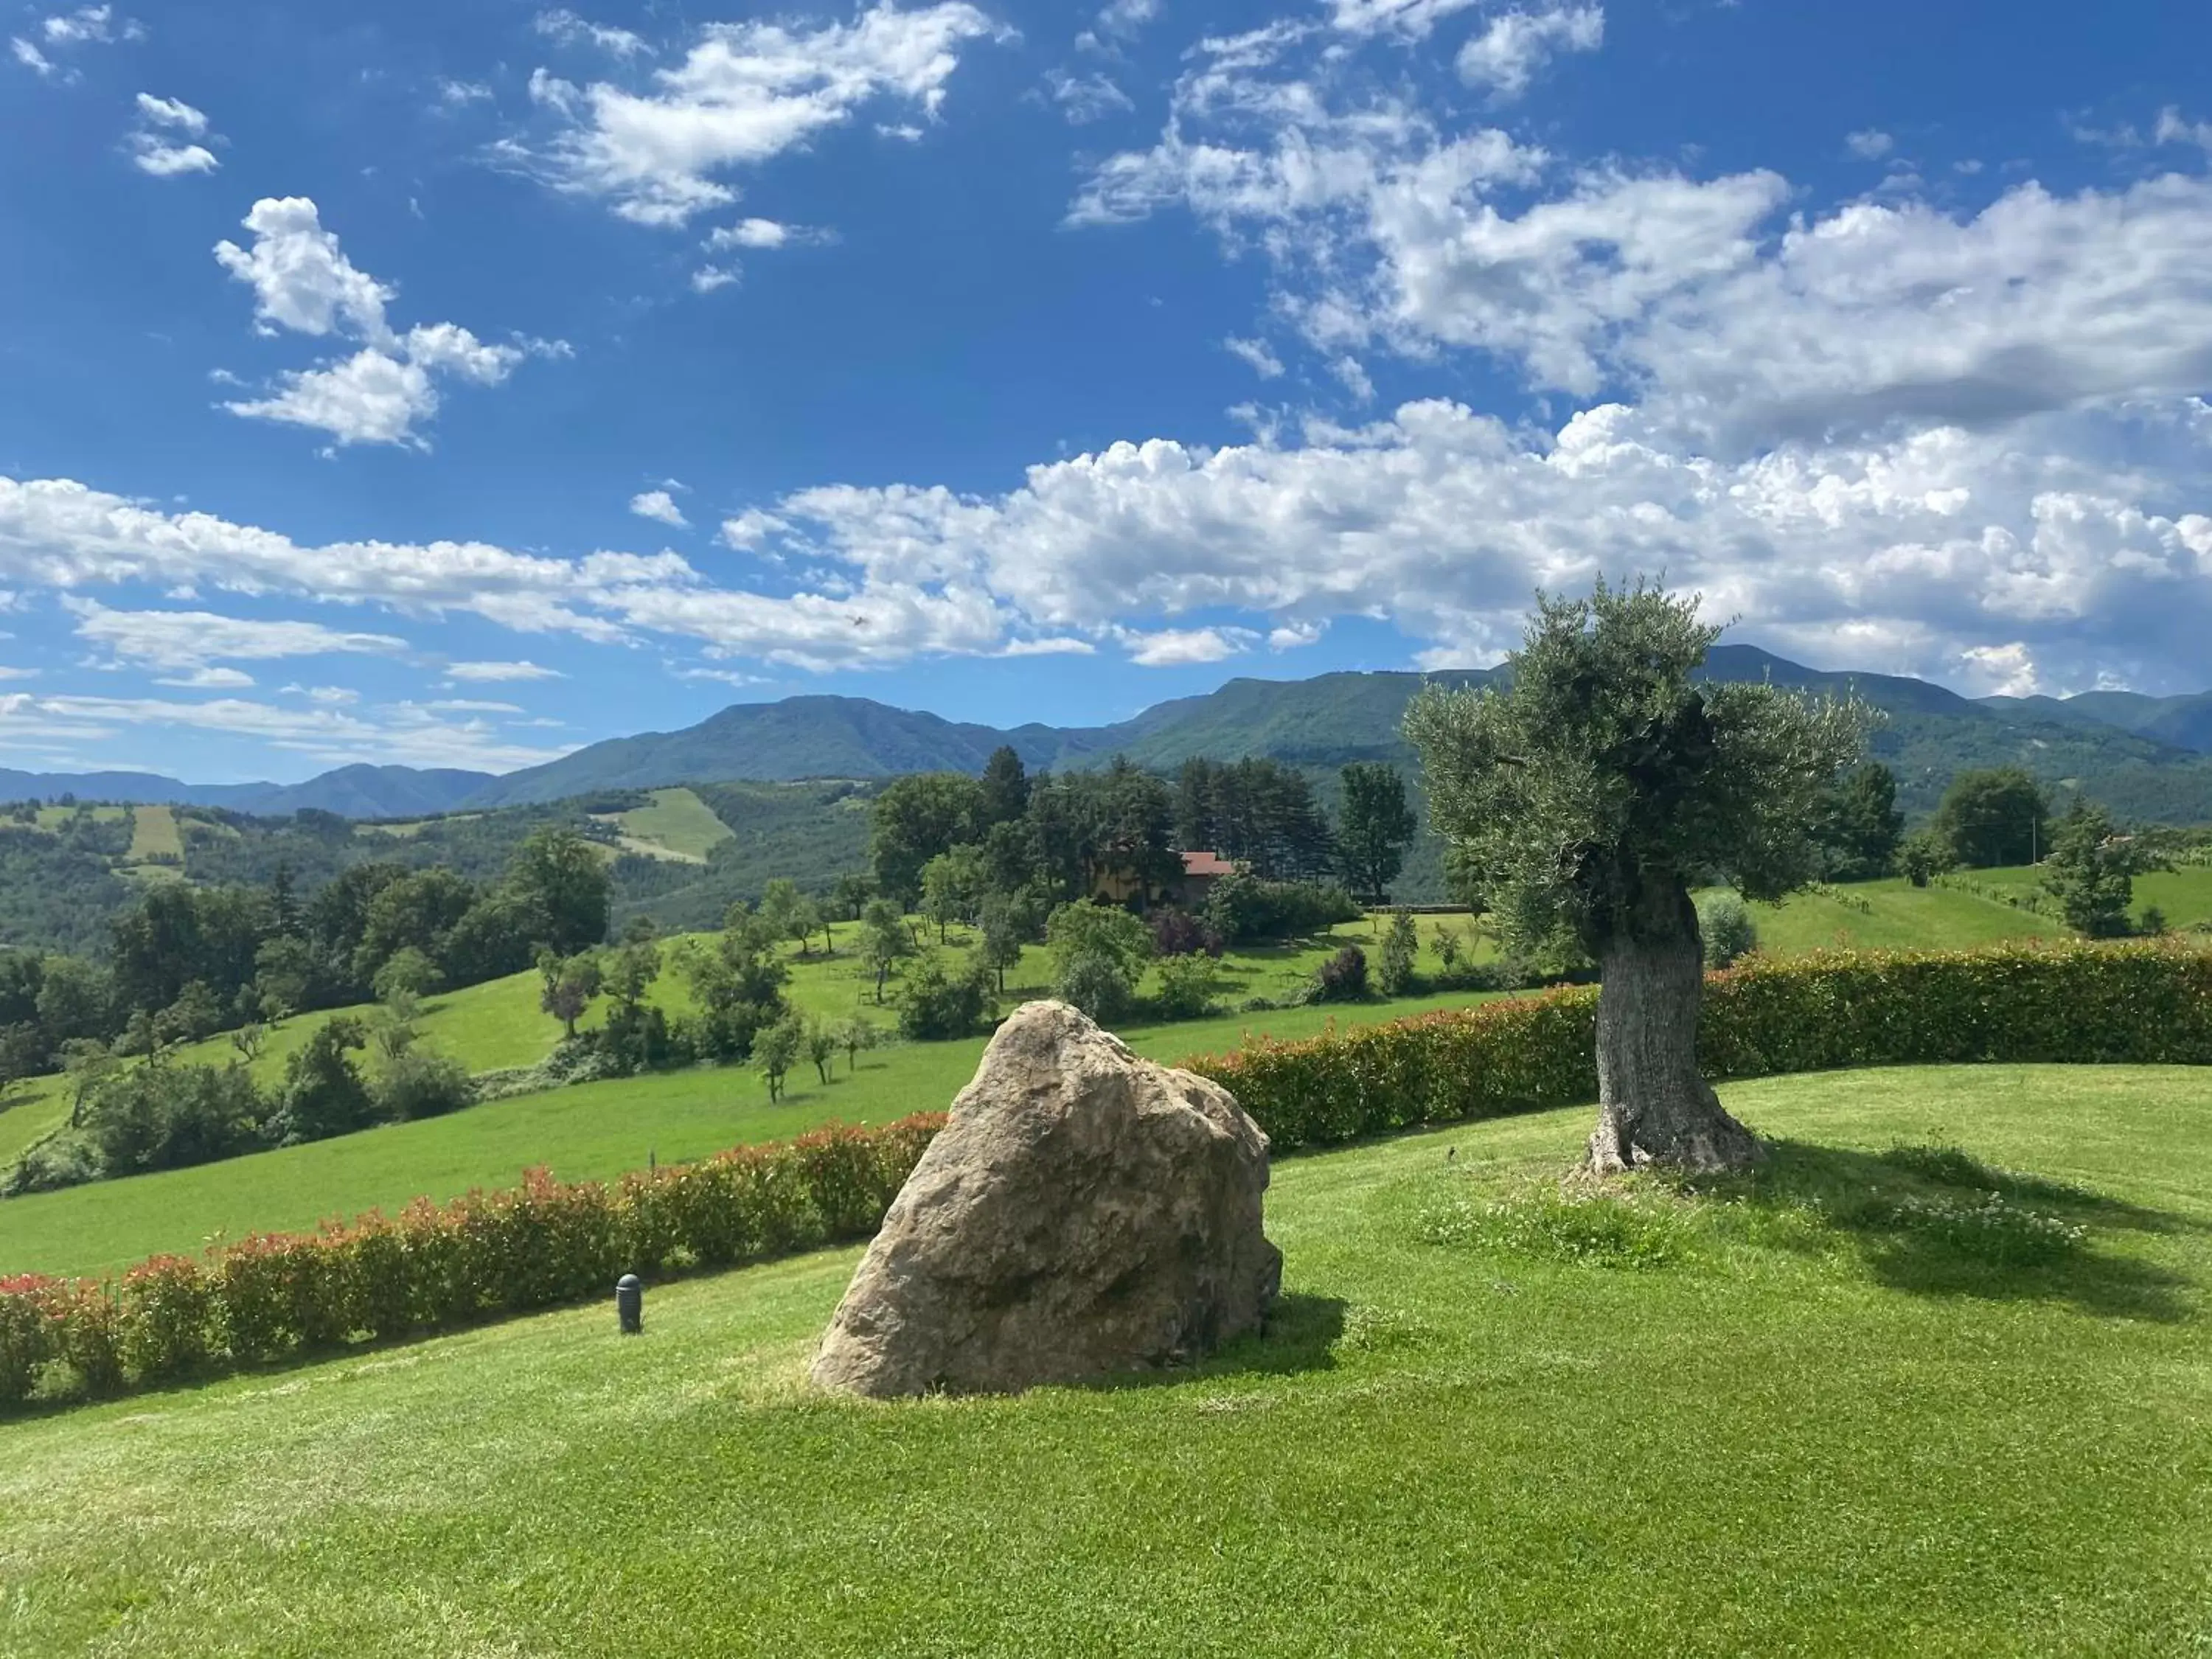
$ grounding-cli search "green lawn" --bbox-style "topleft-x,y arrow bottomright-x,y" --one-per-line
3,1063 -> 2205,1656
0,990 -> 1504,1279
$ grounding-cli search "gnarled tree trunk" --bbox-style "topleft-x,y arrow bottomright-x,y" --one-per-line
1586,878 -> 1761,1175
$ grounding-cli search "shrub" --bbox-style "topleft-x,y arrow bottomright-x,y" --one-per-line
372,1044 -> 476,1121
1149,907 -> 1224,959
118,1256 -> 215,1382
268,1017 -> 375,1146
80,1060 -> 267,1176
1899,828 -> 1957,888
1,1130 -> 101,1196
46,1279 -> 124,1397
1184,940 -> 2212,1155
1313,945 -> 1368,1003
1047,902 -> 1154,978
1376,911 -> 1420,995
372,947 -> 442,1003
1698,894 -> 1759,968
1205,873 -> 1361,945
0,1276 -> 55,1407
897,953 -> 998,1041
1057,950 -> 1139,1025
1153,953 -> 1223,1020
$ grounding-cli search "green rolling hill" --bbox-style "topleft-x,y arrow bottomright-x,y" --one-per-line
437,643 -> 2212,824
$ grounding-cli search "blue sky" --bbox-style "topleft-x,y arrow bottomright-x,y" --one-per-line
2,0 -> 2209,782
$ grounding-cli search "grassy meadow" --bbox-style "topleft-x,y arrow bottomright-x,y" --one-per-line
125,802 -> 184,863
1948,860 -> 2212,933
602,786 -> 737,862
2,1064 -> 2206,1656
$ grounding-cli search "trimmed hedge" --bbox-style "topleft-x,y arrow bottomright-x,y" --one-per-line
0,1116 -> 942,1412
1182,940 -> 2212,1154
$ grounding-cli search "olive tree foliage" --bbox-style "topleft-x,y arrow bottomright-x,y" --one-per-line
1405,580 -> 1869,1174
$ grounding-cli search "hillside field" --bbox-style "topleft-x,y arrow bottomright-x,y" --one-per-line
2,1065 -> 2206,1655
1946,862 -> 2212,933
597,786 -> 736,863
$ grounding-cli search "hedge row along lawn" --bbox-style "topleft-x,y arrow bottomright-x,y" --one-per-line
1,1064 -> 2205,1655
1192,939 -> 2212,1152
0,1119 -> 944,1410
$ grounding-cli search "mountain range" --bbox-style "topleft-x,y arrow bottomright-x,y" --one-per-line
7,646 -> 2212,822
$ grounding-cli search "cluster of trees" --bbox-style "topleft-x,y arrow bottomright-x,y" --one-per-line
1171,759 -> 1335,881
1897,765 -> 2053,880
1171,756 -> 1420,904
873,748 -> 1415,919
1810,764 -> 1906,882
852,748 -> 1383,1037
0,827 -> 611,1101
1891,766 -> 2172,931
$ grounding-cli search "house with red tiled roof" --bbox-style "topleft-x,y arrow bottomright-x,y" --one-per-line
1175,849 -> 1237,909
1087,846 -> 1242,911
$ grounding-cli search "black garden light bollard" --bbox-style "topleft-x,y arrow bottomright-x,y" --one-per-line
616,1273 -> 643,1335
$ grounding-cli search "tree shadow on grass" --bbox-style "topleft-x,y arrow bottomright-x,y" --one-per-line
1708,1139 -> 2198,1324
1073,1293 -> 1349,1394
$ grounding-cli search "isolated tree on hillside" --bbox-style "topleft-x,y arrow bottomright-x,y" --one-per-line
919,845 -> 988,942
2039,799 -> 2160,937
756,1015 -> 803,1103
859,898 -> 913,1003
509,827 -> 611,955
830,873 -> 877,923
759,880 -> 821,956
537,948 -> 602,1040
977,889 -> 1027,992
804,1018 -> 838,1085
1338,762 -> 1417,905
1931,767 -> 2051,869
1406,579 -> 1868,1174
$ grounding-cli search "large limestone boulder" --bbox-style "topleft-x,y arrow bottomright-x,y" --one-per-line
812,1000 -> 1281,1397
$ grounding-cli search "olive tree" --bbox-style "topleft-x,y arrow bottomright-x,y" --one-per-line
1405,580 -> 1868,1174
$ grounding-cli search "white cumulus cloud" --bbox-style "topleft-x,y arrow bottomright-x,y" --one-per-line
212,198 -> 563,447
1456,6 -> 1604,100
514,2 -> 1004,226
630,490 -> 689,526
